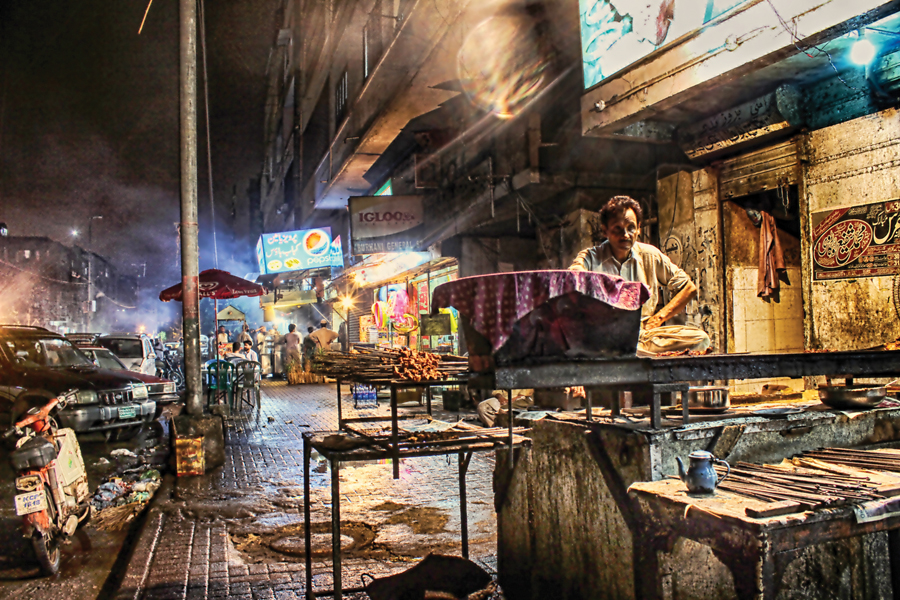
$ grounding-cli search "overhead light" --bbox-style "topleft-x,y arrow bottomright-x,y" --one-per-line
850,31 -> 877,66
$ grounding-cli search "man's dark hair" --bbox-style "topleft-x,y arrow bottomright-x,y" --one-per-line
288,324 -> 296,333
232,342 -> 240,352
307,326 -> 315,333
243,340 -> 252,347
599,196 -> 643,227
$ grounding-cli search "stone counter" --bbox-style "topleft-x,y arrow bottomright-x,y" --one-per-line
496,406 -> 900,600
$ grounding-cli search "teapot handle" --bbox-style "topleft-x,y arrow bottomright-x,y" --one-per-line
714,457 -> 731,484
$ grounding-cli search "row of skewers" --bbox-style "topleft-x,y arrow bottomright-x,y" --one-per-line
713,460 -> 886,508
313,346 -> 468,382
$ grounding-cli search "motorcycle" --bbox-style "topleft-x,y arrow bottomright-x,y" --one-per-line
156,348 -> 185,391
4,390 -> 91,575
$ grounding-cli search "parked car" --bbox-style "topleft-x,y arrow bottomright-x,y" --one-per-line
0,325 -> 155,437
95,333 -> 157,376
79,346 -> 181,416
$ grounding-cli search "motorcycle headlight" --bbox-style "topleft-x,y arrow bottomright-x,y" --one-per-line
163,382 -> 177,394
75,390 -> 98,405
132,383 -> 148,400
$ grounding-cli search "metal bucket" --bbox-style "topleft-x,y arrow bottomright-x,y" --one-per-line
687,386 -> 730,410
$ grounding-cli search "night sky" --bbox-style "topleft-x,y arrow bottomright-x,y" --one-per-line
0,0 -> 281,285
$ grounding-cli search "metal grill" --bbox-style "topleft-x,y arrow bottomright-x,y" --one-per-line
99,388 -> 133,405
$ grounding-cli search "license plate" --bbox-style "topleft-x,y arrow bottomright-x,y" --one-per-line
118,406 -> 137,419
14,491 -> 47,516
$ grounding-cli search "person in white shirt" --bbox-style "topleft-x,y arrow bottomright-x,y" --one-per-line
238,340 -> 258,363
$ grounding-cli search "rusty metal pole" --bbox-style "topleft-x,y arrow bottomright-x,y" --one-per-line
180,0 -> 202,416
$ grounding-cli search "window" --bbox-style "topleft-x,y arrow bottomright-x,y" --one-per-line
98,338 -> 143,359
335,70 -> 349,123
363,2 -> 384,81
363,24 -> 370,80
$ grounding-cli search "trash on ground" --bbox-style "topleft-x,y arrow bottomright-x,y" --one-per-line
91,467 -> 163,530
110,448 -> 138,458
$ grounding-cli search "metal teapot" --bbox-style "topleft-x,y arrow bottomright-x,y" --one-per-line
676,450 -> 730,494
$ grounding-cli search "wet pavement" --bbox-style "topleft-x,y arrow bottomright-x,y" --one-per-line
114,381 -> 499,600
0,418 -> 170,599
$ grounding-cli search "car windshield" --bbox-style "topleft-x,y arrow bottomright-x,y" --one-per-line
5,337 -> 93,368
98,338 -> 143,359
87,349 -> 127,370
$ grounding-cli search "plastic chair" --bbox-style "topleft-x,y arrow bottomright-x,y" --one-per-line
202,359 -> 235,407
233,360 -> 261,411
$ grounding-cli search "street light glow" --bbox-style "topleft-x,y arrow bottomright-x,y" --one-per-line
339,296 -> 354,311
851,38 -> 876,66
71,229 -> 79,237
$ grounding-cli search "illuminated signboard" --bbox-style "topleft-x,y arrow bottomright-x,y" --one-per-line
330,235 -> 344,268
349,195 -> 425,254
257,228 -> 334,274
580,0 -> 748,89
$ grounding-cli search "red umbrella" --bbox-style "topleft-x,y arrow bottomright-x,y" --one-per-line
159,269 -> 266,302
160,269 -> 267,362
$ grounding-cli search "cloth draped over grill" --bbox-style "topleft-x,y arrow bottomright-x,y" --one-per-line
758,211 -> 786,298
432,270 -> 649,364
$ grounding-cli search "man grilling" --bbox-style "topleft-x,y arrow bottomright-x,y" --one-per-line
569,195 -> 710,356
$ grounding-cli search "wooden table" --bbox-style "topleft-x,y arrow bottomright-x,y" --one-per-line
627,478 -> 900,599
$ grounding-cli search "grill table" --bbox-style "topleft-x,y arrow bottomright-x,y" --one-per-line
335,377 -> 467,479
490,349 -> 900,428
302,430 -> 530,600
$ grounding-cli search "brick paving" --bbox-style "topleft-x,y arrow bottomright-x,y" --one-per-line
116,381 -> 498,599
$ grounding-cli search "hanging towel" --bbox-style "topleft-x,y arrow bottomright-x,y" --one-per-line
758,211 -> 786,298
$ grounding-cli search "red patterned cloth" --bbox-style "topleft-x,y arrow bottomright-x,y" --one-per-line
432,270 -> 649,352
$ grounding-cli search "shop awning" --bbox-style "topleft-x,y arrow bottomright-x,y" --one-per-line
331,254 -> 457,290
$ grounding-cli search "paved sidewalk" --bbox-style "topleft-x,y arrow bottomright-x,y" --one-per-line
116,382 -> 497,599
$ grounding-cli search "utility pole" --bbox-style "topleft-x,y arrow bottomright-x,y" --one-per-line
87,215 -> 103,331
180,0 -> 202,416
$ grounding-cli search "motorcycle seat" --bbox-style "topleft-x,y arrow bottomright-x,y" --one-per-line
10,436 -> 56,471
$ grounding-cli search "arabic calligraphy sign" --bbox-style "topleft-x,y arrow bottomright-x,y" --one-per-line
812,200 -> 900,281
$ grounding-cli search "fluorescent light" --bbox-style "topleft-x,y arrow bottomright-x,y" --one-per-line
851,38 -> 877,66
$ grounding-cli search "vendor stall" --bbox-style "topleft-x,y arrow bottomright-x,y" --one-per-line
432,271 -> 900,600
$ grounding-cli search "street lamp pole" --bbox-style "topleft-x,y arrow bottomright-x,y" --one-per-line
87,215 -> 103,331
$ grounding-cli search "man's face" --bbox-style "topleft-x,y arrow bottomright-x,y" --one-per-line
602,208 -> 640,260
243,343 -> 252,351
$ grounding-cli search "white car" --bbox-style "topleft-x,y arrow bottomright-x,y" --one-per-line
96,333 -> 158,376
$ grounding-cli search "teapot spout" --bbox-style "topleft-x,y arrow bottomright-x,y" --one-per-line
676,456 -> 687,482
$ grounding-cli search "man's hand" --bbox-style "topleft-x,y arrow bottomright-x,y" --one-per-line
644,315 -> 664,331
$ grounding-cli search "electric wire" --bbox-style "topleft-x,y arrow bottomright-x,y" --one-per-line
763,0 -> 865,92
198,0 -> 220,268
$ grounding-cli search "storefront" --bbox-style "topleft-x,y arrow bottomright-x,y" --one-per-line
331,253 -> 459,352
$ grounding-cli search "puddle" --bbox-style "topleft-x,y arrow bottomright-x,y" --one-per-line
230,521 -> 379,563
385,507 -> 448,534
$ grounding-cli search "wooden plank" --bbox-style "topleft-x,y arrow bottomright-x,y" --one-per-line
745,500 -> 812,519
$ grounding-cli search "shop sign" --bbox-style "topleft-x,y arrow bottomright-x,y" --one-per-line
330,235 -> 344,268
580,0 -> 749,89
256,228 -> 334,274
349,195 -> 425,254
812,200 -> 900,281
416,280 -> 429,314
